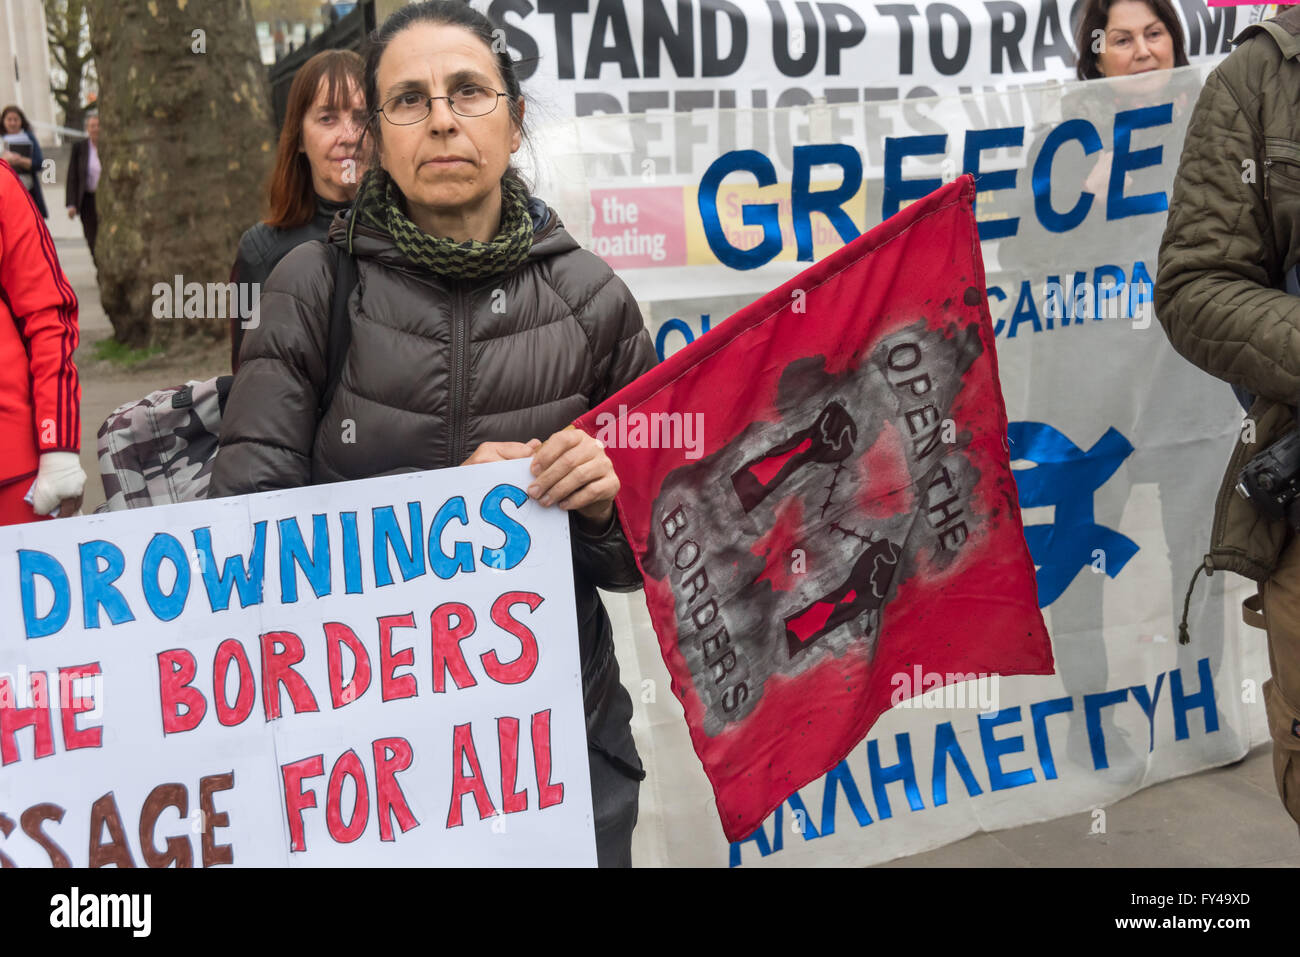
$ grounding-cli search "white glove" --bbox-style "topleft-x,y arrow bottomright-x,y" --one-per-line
29,451 -> 86,517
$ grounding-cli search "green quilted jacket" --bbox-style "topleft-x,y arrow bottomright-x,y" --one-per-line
1157,6 -> 1300,596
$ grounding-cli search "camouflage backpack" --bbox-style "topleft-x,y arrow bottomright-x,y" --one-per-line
95,249 -> 358,511
96,376 -> 233,511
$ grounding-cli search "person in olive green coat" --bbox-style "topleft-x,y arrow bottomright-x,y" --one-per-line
1156,6 -> 1300,834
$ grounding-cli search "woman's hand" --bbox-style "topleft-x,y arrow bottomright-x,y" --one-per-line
526,427 -> 618,527
1083,150 -> 1133,197
1083,151 -> 1113,196
460,438 -> 540,466
1,150 -> 22,168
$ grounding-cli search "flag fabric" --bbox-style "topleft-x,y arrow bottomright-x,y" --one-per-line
574,175 -> 1054,842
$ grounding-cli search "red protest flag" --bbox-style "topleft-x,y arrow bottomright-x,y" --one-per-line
574,175 -> 1054,843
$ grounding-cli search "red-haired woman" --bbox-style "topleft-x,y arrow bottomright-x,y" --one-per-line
229,49 -> 367,372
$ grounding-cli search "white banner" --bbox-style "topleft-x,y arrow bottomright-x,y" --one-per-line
0,461 -> 596,867
479,0 -> 1268,126
531,63 -> 1275,865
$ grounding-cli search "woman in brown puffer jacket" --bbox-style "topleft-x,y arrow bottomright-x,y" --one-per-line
209,0 -> 657,865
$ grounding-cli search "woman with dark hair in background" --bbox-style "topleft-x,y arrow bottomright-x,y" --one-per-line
229,49 -> 367,372
211,0 -> 656,866
1073,0 -> 1190,196
1074,0 -> 1188,81
1,105 -> 49,219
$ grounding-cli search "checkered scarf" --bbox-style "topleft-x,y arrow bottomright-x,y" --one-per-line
351,167 -> 533,280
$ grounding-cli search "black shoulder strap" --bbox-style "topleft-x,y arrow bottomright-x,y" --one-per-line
319,245 -> 357,417
215,375 -> 235,417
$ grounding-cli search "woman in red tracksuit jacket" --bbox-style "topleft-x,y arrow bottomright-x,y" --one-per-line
0,160 -> 84,525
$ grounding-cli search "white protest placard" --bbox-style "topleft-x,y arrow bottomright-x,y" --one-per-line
0,460 -> 595,867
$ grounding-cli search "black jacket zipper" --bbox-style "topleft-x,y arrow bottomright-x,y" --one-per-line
448,283 -> 468,468
338,208 -> 560,470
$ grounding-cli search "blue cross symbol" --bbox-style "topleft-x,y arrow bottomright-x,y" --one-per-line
1007,421 -> 1139,608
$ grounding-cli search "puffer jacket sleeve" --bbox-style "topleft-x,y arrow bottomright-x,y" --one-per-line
228,226 -> 271,373
572,271 -> 657,593
209,240 -> 335,498
1156,60 -> 1300,404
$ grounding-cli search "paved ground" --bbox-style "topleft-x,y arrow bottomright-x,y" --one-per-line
46,210 -> 1300,868
875,746 -> 1300,867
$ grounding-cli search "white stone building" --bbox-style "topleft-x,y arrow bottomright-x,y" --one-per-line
0,0 -> 60,145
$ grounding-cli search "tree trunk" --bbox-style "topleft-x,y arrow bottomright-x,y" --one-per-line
44,0 -> 90,130
86,0 -> 274,346
63,66 -> 85,133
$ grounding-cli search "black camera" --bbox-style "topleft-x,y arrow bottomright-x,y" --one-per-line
1236,426 -> 1300,527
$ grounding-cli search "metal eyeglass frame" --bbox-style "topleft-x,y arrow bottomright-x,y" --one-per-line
375,87 -> 510,124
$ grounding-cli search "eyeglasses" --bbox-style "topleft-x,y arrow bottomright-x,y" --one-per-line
376,85 -> 509,124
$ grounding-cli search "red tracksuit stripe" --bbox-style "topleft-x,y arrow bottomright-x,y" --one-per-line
19,168 -> 78,446
0,161 -> 79,451
30,186 -> 79,446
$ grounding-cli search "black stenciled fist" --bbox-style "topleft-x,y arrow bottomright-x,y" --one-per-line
783,535 -> 901,657
730,400 -> 857,512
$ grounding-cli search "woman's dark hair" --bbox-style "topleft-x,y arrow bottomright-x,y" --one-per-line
1074,0 -> 1189,80
0,105 -> 34,137
361,0 -> 531,188
264,49 -> 365,228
